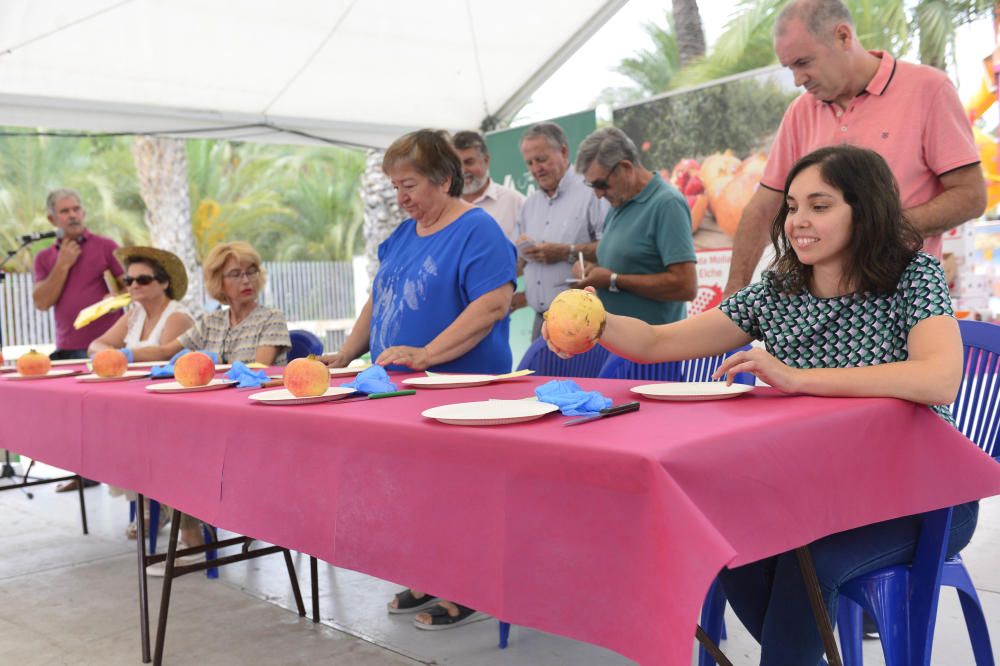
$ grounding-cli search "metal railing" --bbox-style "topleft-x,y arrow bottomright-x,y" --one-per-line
1,261 -> 355,352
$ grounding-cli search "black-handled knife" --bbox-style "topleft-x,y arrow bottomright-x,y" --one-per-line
563,401 -> 640,426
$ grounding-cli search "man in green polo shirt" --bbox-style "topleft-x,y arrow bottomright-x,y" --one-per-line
572,127 -> 697,324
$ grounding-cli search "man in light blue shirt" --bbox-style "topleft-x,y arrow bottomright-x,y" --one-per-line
513,123 -> 608,339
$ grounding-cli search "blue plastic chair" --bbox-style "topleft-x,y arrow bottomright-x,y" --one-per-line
598,346 -> 755,386
500,346 -> 753,651
836,319 -> 999,666
288,329 -> 323,361
515,336 -> 610,378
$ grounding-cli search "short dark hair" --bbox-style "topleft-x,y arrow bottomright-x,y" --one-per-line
769,145 -> 922,295
124,256 -> 174,299
453,130 -> 489,158
382,129 -> 464,197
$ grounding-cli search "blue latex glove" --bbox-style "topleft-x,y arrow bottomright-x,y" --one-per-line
120,348 -> 135,363
150,349 -> 220,379
225,361 -> 269,388
341,364 -> 397,395
534,379 -> 612,416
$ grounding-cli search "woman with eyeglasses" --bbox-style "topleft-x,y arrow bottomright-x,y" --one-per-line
88,246 -> 194,357
129,241 -> 290,365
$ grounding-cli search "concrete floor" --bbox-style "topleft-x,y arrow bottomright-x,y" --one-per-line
0,461 -> 997,665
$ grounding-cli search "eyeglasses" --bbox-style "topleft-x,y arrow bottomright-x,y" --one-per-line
223,267 -> 261,281
123,275 -> 161,286
584,161 -> 622,190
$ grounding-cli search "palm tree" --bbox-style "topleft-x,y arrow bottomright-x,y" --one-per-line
235,148 -> 367,262
132,136 -> 203,310
673,0 -> 706,65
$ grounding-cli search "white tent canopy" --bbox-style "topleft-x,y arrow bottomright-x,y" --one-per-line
0,0 -> 626,148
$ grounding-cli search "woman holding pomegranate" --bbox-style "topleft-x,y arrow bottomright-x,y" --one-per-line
320,129 -> 516,630
545,145 -> 977,665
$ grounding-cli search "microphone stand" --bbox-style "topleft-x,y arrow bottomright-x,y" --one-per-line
0,238 -> 45,489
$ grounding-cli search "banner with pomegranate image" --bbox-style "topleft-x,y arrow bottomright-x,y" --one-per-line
612,65 -> 798,314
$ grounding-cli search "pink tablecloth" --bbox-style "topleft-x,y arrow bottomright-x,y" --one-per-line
2,369 -> 999,665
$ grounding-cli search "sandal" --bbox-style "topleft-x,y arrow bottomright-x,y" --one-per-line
387,589 -> 440,614
413,603 -> 484,630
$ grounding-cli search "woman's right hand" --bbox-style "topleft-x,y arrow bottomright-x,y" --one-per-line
318,351 -> 350,368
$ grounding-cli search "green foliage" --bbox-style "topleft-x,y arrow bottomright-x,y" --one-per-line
0,130 -> 366,271
612,0 -> 988,100
614,75 -> 798,170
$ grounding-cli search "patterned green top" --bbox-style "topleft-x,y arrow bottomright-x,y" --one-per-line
719,252 -> 954,422
178,305 -> 291,365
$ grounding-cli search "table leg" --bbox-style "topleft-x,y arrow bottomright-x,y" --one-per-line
310,556 -> 319,623
136,493 -> 151,663
695,625 -> 734,666
153,510 -> 182,666
794,546 -> 843,666
74,475 -> 88,535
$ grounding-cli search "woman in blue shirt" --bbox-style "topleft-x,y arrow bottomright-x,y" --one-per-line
321,129 -> 516,630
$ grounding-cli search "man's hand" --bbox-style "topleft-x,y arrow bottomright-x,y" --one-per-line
376,345 -> 431,370
574,265 -> 612,290
510,291 -> 527,312
521,241 -> 567,264
55,239 -> 82,270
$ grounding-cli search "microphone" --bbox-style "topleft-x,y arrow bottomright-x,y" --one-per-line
20,229 -> 64,243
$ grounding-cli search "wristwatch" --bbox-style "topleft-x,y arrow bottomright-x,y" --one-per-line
567,243 -> 577,263
608,272 -> 620,293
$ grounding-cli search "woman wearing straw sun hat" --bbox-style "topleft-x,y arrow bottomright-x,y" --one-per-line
87,246 -> 194,357
87,246 -> 196,541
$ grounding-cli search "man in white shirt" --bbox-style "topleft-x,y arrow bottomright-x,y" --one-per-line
453,130 -> 525,240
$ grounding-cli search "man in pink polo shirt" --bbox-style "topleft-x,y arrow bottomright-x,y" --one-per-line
724,0 -> 986,295
33,188 -> 125,359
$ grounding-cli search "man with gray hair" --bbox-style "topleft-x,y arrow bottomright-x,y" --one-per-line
453,130 -> 525,240
724,0 -> 984,295
573,127 -> 696,324
33,188 -> 125,360
32,188 -> 123,491
513,122 -> 608,339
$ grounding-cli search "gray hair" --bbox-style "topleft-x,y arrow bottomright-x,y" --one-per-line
453,130 -> 489,157
46,188 -> 82,216
774,0 -> 853,39
574,127 -> 642,174
519,122 -> 568,152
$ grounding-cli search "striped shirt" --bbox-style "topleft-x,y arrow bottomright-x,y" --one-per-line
178,305 -> 290,365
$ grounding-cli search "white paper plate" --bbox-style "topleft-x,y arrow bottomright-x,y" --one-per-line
127,361 -> 162,369
3,369 -> 82,380
145,378 -> 237,393
76,370 -> 150,382
328,364 -> 371,377
630,382 -> 754,401
422,399 -> 559,426
214,364 -> 232,372
403,374 -> 496,389
248,386 -> 356,405
47,358 -> 90,366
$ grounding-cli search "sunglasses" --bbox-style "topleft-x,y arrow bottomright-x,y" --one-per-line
584,161 -> 622,190
123,275 -> 162,286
